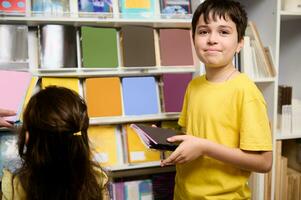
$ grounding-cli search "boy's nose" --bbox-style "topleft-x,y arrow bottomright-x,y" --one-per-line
207,33 -> 218,44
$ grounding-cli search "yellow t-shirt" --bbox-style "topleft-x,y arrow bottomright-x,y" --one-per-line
1,168 -> 109,200
176,73 -> 272,200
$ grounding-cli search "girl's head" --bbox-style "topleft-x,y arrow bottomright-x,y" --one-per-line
192,0 -> 248,42
18,86 -> 102,200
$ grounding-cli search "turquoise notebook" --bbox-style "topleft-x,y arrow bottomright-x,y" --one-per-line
119,0 -> 155,18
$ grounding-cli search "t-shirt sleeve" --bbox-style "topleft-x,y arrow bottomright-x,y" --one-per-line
240,97 -> 272,151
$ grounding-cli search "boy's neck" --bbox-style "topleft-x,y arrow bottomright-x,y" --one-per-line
205,65 -> 238,83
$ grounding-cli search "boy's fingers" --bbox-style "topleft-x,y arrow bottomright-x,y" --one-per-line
167,135 -> 186,142
0,109 -> 16,117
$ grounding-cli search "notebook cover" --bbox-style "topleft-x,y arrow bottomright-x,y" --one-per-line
81,27 -> 118,68
159,29 -> 194,66
78,0 -> 113,13
40,25 -> 77,69
121,26 -> 156,67
0,70 -> 32,122
125,124 -> 161,163
88,126 -> 121,167
162,73 -> 192,112
85,77 -> 122,117
31,0 -> 69,12
130,124 -> 179,151
0,0 -> 26,13
160,0 -> 192,15
41,77 -> 80,94
119,0 -> 155,18
122,76 -> 159,115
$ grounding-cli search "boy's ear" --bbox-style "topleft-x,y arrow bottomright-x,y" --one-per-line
236,38 -> 244,53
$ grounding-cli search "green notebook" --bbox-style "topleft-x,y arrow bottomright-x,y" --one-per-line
81,27 -> 118,68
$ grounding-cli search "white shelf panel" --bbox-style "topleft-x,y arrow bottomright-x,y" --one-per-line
0,15 -> 192,28
276,130 -> 301,140
89,113 -> 180,125
253,77 -> 276,83
32,66 -> 196,77
0,62 -> 29,70
106,162 -> 175,178
280,10 -> 301,20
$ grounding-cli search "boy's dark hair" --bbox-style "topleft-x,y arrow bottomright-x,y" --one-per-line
17,86 -> 104,200
192,0 -> 248,41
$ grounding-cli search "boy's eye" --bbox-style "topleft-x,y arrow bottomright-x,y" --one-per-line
220,30 -> 230,35
198,30 -> 208,35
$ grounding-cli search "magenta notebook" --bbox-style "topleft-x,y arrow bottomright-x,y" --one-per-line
162,73 -> 192,112
159,29 -> 194,66
0,70 -> 32,122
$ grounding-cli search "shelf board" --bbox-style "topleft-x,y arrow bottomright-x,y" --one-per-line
89,113 -> 180,125
32,66 -> 196,77
280,10 -> 301,20
106,162 -> 175,178
0,15 -> 192,28
0,61 -> 29,70
253,77 -> 276,83
276,130 -> 301,140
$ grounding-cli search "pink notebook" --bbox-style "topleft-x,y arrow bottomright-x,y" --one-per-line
0,70 -> 32,122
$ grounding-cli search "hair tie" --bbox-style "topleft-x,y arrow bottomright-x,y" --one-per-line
73,131 -> 82,136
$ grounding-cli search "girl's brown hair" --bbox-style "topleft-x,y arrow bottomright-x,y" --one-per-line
17,86 -> 104,200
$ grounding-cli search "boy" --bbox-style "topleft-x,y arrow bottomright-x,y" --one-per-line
161,0 -> 273,199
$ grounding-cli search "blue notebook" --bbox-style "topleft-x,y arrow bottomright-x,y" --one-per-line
0,131 -> 20,178
79,0 -> 113,13
122,77 -> 159,115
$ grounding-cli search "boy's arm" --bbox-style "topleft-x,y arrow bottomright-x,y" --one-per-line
161,135 -> 272,173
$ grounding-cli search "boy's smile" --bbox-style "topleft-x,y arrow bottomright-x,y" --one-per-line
194,14 -> 243,69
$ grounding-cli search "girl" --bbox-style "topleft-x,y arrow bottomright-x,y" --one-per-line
1,86 -> 109,200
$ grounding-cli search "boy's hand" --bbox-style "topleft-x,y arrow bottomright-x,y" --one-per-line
0,108 -> 16,128
161,135 -> 205,166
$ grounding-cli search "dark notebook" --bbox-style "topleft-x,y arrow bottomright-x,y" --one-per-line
130,124 -> 179,151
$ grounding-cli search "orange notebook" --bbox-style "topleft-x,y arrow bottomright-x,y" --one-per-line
85,77 -> 122,117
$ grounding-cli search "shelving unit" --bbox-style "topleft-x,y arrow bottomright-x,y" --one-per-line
0,0 -> 281,199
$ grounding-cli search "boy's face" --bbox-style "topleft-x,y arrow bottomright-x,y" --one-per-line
194,14 -> 243,68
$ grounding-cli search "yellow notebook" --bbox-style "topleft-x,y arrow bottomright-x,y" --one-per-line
41,77 -> 80,94
88,126 -> 123,167
124,124 -> 160,164
85,77 -> 122,117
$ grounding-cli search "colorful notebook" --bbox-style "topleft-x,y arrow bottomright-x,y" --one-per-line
121,26 -> 156,67
0,0 -> 26,14
124,124 -> 160,163
124,179 -> 153,200
81,27 -> 118,68
41,77 -> 80,94
119,0 -> 155,18
88,125 -> 123,167
40,25 -> 77,69
78,0 -> 113,13
85,77 -> 122,117
159,29 -> 194,66
31,0 -> 70,13
0,70 -> 32,122
162,73 -> 192,112
122,76 -> 159,115
160,0 -> 191,15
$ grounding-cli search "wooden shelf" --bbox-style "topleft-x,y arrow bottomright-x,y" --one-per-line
253,77 -> 276,83
32,66 -> 196,77
280,10 -> 301,21
89,113 -> 180,125
276,131 -> 301,140
106,162 -> 175,178
0,15 -> 192,28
